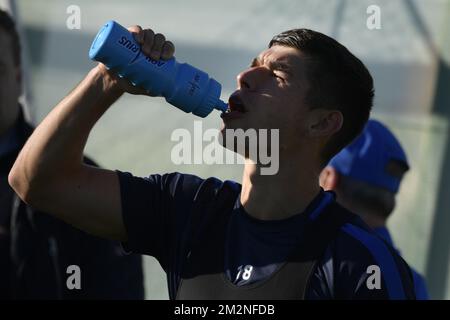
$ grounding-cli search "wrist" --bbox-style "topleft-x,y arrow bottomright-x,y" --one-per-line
90,64 -> 125,98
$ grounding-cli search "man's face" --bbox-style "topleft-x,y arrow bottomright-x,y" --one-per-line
220,45 -> 312,154
0,28 -> 21,135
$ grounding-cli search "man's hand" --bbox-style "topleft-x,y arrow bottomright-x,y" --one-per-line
97,25 -> 176,96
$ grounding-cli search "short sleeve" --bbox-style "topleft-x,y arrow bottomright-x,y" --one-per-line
116,170 -> 204,270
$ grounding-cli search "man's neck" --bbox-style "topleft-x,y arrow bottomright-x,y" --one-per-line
360,211 -> 387,229
339,198 -> 387,228
240,157 -> 321,221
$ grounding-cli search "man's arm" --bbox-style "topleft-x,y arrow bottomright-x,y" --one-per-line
8,26 -> 175,241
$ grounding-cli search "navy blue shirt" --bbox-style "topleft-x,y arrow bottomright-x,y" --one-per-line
117,171 -> 415,300
225,188 -> 325,286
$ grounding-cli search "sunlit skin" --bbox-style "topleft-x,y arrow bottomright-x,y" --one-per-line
220,45 -> 344,220
221,46 -> 309,135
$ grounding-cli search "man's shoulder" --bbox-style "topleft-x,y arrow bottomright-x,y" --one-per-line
116,171 -> 242,212
411,268 -> 429,299
137,171 -> 241,199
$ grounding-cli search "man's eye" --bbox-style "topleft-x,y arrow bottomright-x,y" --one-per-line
273,72 -> 284,80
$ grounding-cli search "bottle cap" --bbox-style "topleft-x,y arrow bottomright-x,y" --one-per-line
215,100 -> 228,112
89,20 -> 138,69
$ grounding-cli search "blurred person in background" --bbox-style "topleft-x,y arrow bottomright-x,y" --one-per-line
0,9 -> 144,299
320,119 -> 429,299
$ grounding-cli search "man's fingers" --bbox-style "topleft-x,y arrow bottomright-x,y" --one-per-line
141,29 -> 155,56
127,27 -> 174,61
128,25 -> 143,42
150,33 -> 166,60
161,41 -> 175,60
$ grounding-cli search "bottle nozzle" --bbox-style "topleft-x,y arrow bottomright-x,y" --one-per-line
215,99 -> 228,113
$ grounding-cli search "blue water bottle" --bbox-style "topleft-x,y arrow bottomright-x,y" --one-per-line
89,20 -> 228,118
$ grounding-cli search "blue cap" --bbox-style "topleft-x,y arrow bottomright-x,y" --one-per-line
328,119 -> 409,193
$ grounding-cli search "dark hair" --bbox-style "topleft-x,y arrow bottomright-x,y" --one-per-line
0,9 -> 21,66
269,29 -> 374,164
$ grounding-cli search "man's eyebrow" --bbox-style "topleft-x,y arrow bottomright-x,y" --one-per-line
269,61 -> 293,75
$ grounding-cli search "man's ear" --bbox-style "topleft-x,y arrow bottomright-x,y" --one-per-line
308,109 -> 343,138
319,166 -> 339,191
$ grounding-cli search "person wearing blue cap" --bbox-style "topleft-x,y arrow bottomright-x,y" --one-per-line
320,119 -> 429,299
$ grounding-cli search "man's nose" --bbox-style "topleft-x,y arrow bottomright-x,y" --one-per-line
236,66 -> 269,91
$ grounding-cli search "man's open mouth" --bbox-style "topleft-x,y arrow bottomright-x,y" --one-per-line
222,94 -> 248,117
